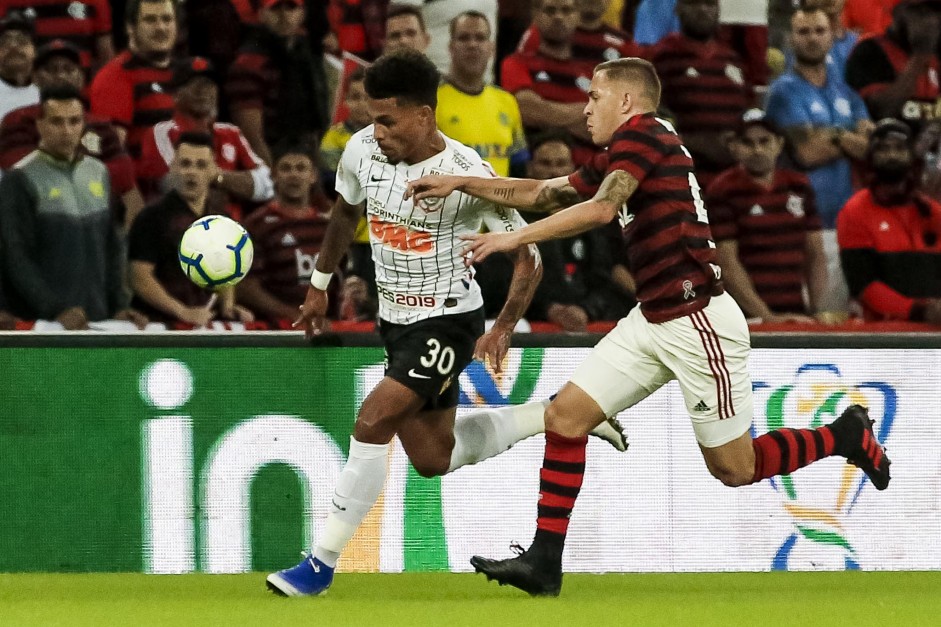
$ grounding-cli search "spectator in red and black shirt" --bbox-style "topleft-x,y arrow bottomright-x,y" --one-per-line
227,0 -> 330,167
0,0 -> 114,72
708,109 -> 829,323
845,0 -> 941,131
137,56 -> 274,216
516,0 -> 644,63
650,0 -> 752,187
88,0 -> 184,164
500,0 -> 600,165
238,142 -> 362,325
838,118 -> 941,322
0,40 -> 142,220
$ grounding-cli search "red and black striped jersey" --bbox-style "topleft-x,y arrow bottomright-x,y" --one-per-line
651,34 -> 752,184
569,113 -> 722,323
1,0 -> 111,70
707,166 -> 821,314
88,51 -> 177,162
0,104 -> 135,196
516,24 -> 645,63
500,50 -> 598,165
241,201 -> 339,320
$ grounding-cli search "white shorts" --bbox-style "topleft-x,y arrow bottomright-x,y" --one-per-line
570,292 -> 753,448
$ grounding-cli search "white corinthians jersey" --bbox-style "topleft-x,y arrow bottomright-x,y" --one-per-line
336,125 -> 527,325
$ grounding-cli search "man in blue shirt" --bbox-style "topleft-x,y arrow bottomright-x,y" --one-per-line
766,6 -> 873,314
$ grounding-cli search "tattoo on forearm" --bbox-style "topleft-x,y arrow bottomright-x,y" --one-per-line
534,183 -> 581,211
495,187 -> 516,201
595,170 -> 638,207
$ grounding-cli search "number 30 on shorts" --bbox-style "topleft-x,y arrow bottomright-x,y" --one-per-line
419,338 -> 455,375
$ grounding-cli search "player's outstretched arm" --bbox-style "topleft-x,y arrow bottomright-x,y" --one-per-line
406,175 -> 582,213
294,196 -> 363,338
463,170 -> 638,262
475,242 -> 542,374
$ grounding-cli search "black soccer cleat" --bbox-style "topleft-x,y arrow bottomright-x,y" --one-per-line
831,404 -> 891,491
470,543 -> 562,597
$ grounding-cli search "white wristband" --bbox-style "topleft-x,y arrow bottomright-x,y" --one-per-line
310,269 -> 332,291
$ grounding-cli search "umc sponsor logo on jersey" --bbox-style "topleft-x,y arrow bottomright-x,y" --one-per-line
752,363 -> 896,571
368,215 -> 435,255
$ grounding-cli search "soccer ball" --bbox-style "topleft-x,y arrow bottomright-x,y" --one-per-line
178,215 -> 254,288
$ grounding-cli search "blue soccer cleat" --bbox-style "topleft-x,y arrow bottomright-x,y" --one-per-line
266,552 -> 334,597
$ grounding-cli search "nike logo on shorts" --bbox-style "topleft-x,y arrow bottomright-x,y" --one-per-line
408,369 -> 431,380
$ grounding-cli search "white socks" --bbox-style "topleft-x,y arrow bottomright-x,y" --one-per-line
313,437 -> 389,568
447,399 -> 549,473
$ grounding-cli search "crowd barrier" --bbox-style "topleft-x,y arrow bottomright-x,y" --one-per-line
1,331 -> 939,573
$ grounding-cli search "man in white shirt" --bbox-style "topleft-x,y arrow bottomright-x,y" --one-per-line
266,49 -> 626,598
0,14 -> 39,127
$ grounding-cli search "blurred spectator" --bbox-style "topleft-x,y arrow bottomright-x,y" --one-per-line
0,39 -> 142,223
1,1 -> 114,73
89,0 -> 181,164
239,142 -> 356,324
526,132 -> 635,324
651,0 -> 753,188
437,11 -> 526,177
837,118 -> 941,322
500,0 -> 598,165
845,0 -> 941,129
137,57 -> 274,218
227,0 -> 329,166
327,0 -> 389,62
395,0 -> 498,77
129,132 -> 253,326
843,0 -> 903,36
517,0 -> 642,62
0,14 -> 39,125
0,86 -> 142,329
321,68 -> 370,171
708,109 -> 829,323
790,0 -> 858,78
383,4 -> 430,53
767,6 -> 873,313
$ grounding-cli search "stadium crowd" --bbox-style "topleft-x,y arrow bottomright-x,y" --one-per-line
1,0 -> 941,331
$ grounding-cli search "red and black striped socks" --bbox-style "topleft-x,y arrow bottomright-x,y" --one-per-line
751,426 -> 837,483
532,430 -> 588,559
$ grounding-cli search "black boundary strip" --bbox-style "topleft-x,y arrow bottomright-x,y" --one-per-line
2,331 -> 941,349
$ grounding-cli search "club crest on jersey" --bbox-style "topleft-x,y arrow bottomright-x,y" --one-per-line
786,194 -> 805,218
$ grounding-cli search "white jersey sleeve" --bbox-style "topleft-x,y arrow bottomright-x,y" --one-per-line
480,202 -> 529,235
335,134 -> 367,205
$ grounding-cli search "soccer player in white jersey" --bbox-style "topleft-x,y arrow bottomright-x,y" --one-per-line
266,50 -> 627,598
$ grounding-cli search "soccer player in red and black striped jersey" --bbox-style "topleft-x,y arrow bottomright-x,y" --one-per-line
708,109 -> 829,323
407,57 -> 891,596
88,0 -> 182,164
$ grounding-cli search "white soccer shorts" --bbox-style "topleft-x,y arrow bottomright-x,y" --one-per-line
570,292 -> 753,448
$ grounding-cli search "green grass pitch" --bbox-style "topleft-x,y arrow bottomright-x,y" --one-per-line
2,571 -> 939,626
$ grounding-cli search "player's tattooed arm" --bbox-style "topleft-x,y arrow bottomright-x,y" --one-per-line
592,170 -> 639,210
531,179 -> 583,213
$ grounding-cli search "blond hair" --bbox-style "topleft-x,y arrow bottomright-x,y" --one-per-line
595,57 -> 661,109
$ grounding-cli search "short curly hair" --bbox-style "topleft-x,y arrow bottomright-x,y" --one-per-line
364,49 -> 440,108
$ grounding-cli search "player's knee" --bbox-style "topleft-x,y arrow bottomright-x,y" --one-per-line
410,456 -> 449,478
354,410 -> 401,442
545,401 -> 588,438
709,463 -> 753,487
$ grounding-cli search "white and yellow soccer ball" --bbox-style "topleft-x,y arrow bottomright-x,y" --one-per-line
178,215 -> 254,288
